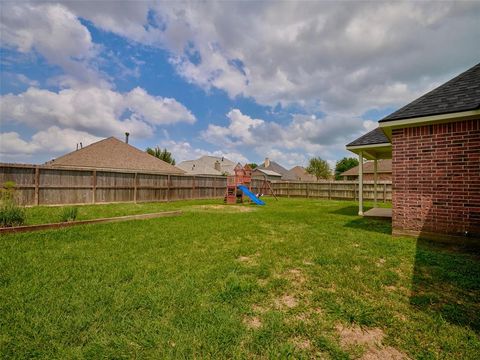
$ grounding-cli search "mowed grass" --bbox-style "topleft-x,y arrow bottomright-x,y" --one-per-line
21,200 -> 205,225
1,198 -> 479,359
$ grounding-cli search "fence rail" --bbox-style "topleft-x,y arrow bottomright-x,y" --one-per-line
270,180 -> 392,202
0,164 -> 392,206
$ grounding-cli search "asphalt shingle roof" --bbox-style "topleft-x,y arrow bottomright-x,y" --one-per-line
257,160 -> 288,176
177,156 -> 236,175
45,137 -> 184,174
346,128 -> 389,147
341,159 -> 392,176
380,62 -> 480,122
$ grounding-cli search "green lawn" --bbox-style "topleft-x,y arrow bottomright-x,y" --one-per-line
1,198 -> 479,359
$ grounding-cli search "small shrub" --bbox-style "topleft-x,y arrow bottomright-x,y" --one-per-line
60,207 -> 78,222
0,182 -> 26,227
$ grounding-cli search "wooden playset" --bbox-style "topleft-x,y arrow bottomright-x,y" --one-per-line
225,164 -> 252,204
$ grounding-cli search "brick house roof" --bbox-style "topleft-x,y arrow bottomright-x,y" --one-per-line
282,166 -> 317,181
257,159 -> 288,176
45,137 -> 184,174
340,159 -> 392,176
346,127 -> 389,147
380,62 -> 480,122
177,155 -> 236,175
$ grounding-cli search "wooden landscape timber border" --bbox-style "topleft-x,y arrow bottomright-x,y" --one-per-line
0,210 -> 182,234
0,164 -> 392,206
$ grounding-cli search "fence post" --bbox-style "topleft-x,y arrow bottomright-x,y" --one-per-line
328,181 -> 331,200
213,177 -> 217,198
192,176 -> 196,199
287,182 -> 290,198
306,182 -> 309,198
133,172 -> 138,203
167,175 -> 171,202
34,166 -> 40,206
92,170 -> 97,204
354,182 -> 357,201
383,183 -> 387,203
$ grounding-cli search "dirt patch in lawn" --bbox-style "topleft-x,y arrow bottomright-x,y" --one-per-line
243,316 -> 262,329
275,294 -> 298,309
191,205 -> 255,212
285,268 -> 307,286
336,324 -> 409,359
291,336 -> 311,350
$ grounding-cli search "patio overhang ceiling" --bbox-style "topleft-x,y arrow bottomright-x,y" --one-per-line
346,143 -> 392,160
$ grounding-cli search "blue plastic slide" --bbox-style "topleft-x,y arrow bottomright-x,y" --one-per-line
237,185 -> 266,205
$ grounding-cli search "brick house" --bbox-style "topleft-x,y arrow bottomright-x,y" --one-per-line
346,62 -> 480,242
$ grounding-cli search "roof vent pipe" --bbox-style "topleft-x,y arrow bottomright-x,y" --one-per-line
125,132 -> 130,144
265,157 -> 270,168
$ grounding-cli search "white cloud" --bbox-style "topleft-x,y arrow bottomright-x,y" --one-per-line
0,127 -> 102,160
159,140 -> 249,164
5,2 -> 479,114
143,1 -> 480,112
0,132 -> 39,156
201,109 -> 373,166
0,2 -> 103,86
0,86 -> 195,139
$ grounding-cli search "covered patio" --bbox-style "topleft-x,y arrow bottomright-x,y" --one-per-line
346,128 -> 392,219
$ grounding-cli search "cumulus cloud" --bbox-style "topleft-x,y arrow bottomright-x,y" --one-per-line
201,109 -> 373,164
0,86 -> 195,139
0,127 -> 102,160
159,139 -> 249,164
141,1 -> 480,111
0,2 -> 103,86
5,1 -> 479,113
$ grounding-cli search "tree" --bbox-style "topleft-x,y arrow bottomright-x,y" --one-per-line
247,163 -> 258,169
334,157 -> 359,180
146,147 -> 176,165
305,157 -> 331,180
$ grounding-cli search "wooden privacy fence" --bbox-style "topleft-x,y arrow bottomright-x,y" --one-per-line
0,164 -> 391,206
271,181 -> 392,202
0,164 -> 265,206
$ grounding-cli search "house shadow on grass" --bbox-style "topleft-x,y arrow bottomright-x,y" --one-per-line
410,238 -> 480,334
332,205 -> 392,235
329,205 -> 362,216
344,217 -> 392,235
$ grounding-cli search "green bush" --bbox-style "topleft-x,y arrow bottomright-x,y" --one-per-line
60,207 -> 78,222
0,182 -> 26,227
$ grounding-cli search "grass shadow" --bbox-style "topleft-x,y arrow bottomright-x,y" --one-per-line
410,238 -> 480,333
343,217 -> 392,235
329,206 -> 371,216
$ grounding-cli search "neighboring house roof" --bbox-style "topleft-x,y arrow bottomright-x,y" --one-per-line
346,127 -> 389,147
177,155 -> 236,175
283,166 -> 317,181
45,137 -> 184,174
380,62 -> 480,122
257,159 -> 288,176
340,159 -> 392,176
252,168 -> 282,177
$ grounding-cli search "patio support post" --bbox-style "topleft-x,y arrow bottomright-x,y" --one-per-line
358,151 -> 363,216
373,159 -> 378,207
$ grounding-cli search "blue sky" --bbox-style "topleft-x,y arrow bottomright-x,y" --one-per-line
1,1 -> 479,168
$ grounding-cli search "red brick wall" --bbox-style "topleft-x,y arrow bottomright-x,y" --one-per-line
392,119 -> 480,238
